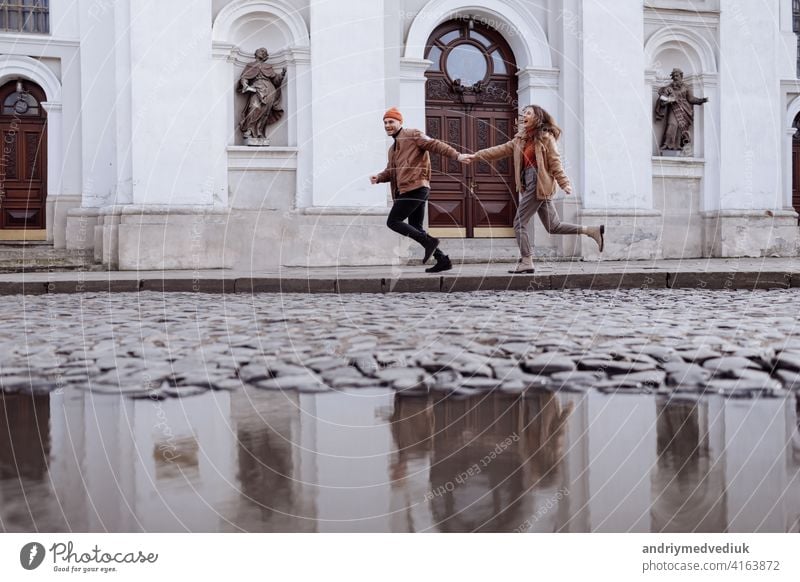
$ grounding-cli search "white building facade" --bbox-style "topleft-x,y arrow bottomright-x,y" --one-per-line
1,0 -> 799,269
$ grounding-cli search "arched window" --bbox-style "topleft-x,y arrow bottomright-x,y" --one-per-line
2,82 -> 41,116
0,1 -> 49,34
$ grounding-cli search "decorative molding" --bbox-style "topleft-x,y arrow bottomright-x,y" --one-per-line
0,35 -> 80,49
212,0 -> 310,47
40,101 -> 62,112
0,54 -> 62,102
701,209 -> 798,219
518,67 -> 560,90
399,58 -> 433,79
644,26 -> 718,73
227,146 -> 298,171
579,209 -> 663,218
227,46 -> 304,68
299,206 -> 389,216
652,156 -> 705,178
212,41 -> 237,61
403,0 -> 551,68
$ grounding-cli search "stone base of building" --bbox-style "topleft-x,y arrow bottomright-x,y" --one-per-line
47,195 -> 83,249
702,210 -> 800,257
578,209 -> 664,260
65,205 -> 402,270
224,207 -> 402,269
61,205 -> 800,269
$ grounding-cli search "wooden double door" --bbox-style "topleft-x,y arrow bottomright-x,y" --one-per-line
0,81 -> 47,230
424,19 -> 518,238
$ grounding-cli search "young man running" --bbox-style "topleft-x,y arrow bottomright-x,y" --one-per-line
370,107 -> 470,273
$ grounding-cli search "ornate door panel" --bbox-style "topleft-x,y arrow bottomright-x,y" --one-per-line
0,81 -> 47,230
424,19 -> 518,238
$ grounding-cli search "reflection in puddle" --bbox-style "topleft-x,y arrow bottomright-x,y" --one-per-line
1,389 -> 798,532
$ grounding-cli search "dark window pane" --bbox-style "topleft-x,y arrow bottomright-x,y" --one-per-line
0,0 -> 49,32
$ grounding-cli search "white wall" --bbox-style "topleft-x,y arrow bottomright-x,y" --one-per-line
718,0 -> 783,210
581,0 -> 652,210
127,0 -> 219,205
309,0 -> 388,207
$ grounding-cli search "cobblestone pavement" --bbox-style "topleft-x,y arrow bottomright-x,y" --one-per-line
1,289 -> 800,400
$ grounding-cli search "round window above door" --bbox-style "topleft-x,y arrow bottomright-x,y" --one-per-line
446,44 -> 488,86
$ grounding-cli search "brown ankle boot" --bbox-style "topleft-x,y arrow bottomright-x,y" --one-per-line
586,225 -> 605,252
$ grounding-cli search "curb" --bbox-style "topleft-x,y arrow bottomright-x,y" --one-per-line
1,270 -> 799,295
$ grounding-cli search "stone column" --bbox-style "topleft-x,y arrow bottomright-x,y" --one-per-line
127,1 -> 217,206
397,58 -> 430,137
309,0 -> 388,208
705,0 -> 799,257
586,392 -> 656,532
113,0 -> 227,269
579,0 -> 660,260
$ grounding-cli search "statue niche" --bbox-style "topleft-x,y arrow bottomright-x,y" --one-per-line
654,68 -> 708,156
238,47 -> 287,146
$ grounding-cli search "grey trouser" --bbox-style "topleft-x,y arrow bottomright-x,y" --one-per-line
515,166 -> 582,258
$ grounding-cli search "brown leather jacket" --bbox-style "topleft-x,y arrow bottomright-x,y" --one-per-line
376,128 -> 459,196
474,131 -> 571,200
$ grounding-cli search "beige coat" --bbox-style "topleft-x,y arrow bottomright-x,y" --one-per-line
376,128 -> 459,196
474,132 -> 571,200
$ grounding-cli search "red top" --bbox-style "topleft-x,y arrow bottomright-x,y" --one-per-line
523,139 -> 537,168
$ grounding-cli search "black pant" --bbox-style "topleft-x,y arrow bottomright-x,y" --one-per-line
387,187 -> 445,259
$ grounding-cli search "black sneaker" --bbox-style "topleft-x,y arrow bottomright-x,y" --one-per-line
425,256 -> 452,273
422,236 -> 440,264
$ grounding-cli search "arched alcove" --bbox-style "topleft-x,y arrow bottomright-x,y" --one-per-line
213,0 -> 309,147
645,28 -> 716,157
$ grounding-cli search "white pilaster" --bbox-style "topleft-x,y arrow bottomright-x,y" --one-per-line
719,0 -> 782,210
128,0 -> 216,205
581,0 -> 651,210
397,58 -> 431,134
77,0 -> 121,207
309,0 -> 388,207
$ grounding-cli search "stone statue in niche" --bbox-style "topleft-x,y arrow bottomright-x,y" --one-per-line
654,68 -> 708,156
238,47 -> 287,146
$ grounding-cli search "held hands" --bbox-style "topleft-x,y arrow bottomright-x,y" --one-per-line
458,153 -> 475,165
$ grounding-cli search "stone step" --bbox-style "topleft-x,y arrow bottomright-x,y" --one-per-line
403,238 -> 575,265
0,243 -> 96,272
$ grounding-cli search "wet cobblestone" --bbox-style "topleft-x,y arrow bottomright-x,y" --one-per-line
1,289 -> 799,400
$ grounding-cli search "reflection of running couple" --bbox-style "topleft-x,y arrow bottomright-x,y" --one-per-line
370,106 -> 605,274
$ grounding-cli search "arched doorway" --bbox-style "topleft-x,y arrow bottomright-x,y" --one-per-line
424,18 -> 518,238
0,80 -> 47,231
793,112 -> 800,222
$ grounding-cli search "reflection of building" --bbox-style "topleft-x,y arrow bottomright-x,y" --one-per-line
650,400 -> 727,532
46,390 -> 236,531
2,386 -> 797,532
389,394 -> 573,532
227,388 -> 316,532
0,393 -> 50,481
0,393 -> 55,530
1,1 -> 799,268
